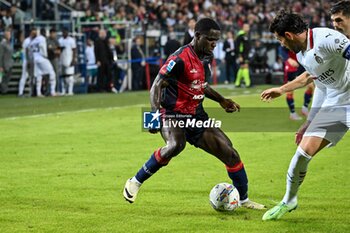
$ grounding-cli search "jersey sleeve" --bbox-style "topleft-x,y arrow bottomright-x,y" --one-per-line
322,30 -> 350,59
158,55 -> 184,79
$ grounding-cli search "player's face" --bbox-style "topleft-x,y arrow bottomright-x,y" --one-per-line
30,30 -> 37,38
331,12 -> 350,37
274,32 -> 302,53
196,29 -> 221,57
4,31 -> 11,40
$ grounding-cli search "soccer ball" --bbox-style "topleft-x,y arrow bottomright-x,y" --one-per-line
209,183 -> 240,211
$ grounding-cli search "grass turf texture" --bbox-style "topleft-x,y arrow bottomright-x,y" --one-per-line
0,85 -> 349,233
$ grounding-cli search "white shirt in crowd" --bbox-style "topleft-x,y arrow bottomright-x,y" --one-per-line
59,36 -> 77,67
85,45 -> 97,69
22,37 -> 31,62
28,35 -> 48,62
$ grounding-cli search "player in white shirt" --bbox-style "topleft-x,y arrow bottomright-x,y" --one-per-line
27,28 -> 57,97
58,28 -> 76,96
330,0 -> 350,39
18,36 -> 31,96
261,10 -> 350,220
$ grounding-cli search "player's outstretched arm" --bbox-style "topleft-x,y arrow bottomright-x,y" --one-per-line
261,71 -> 313,102
204,85 -> 240,113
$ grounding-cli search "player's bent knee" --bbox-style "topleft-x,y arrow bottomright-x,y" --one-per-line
162,140 -> 186,159
222,149 -> 241,167
299,136 -> 329,157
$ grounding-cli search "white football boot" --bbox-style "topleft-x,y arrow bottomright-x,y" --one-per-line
123,178 -> 141,203
240,199 -> 267,210
289,112 -> 302,121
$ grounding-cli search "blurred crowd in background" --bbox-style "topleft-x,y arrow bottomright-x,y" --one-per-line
0,0 -> 341,96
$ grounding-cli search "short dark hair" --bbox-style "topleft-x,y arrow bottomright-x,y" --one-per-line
330,1 -> 350,17
269,10 -> 308,37
194,18 -> 221,34
49,28 -> 56,34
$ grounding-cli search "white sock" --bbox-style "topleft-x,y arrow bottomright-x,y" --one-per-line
18,62 -> 28,95
49,72 -> 56,95
282,146 -> 312,205
131,176 -> 141,185
19,71 -> 28,95
61,78 -> 66,94
67,76 -> 74,94
36,76 -> 42,96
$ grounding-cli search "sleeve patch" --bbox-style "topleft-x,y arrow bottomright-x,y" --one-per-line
166,60 -> 176,72
343,44 -> 350,60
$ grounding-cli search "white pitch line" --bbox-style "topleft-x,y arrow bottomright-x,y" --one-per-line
3,104 -> 147,121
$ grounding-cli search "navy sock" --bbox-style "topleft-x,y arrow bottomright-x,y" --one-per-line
286,97 -> 295,113
227,163 -> 248,200
135,153 -> 164,183
304,92 -> 312,107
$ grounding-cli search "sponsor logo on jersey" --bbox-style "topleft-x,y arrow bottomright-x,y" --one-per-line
314,53 -> 324,64
191,80 -> 207,90
315,68 -> 336,84
336,38 -> 348,53
193,94 -> 205,100
325,33 -> 332,38
190,69 -> 198,73
166,60 -> 176,72
335,38 -> 340,44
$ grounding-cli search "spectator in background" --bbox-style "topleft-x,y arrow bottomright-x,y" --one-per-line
47,28 -> 60,92
85,38 -> 98,91
183,18 -> 196,45
81,9 -> 99,41
131,36 -> 145,91
18,32 -> 31,96
0,29 -> 14,94
2,9 -> 12,28
0,8 -> 6,27
235,23 -> 251,88
59,28 -> 77,96
164,31 -> 181,60
272,56 -> 284,72
109,37 -> 124,93
223,31 -> 237,84
249,40 -> 269,74
94,29 -> 113,92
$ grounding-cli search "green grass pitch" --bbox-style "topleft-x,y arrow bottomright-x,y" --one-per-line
0,85 -> 349,233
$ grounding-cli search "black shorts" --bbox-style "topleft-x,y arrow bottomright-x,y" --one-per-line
161,109 -> 209,147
